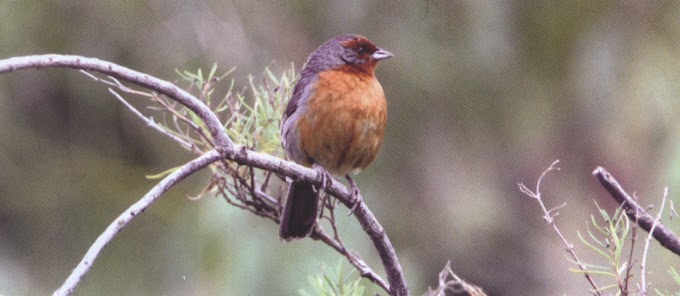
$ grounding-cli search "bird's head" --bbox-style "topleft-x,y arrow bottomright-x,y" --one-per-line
306,34 -> 393,75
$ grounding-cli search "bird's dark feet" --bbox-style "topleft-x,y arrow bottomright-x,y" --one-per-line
312,164 -> 333,218
346,174 -> 362,215
312,164 -> 333,194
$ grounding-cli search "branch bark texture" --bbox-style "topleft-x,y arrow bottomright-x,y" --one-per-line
592,166 -> 680,257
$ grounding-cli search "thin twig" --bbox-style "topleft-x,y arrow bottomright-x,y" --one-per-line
639,187 -> 668,295
670,200 -> 678,221
424,261 -> 486,296
623,198 -> 639,295
52,150 -> 222,296
150,93 -> 214,146
519,160 -> 602,295
310,226 -> 390,292
80,71 -> 153,98
107,88 -> 193,149
82,70 -> 189,148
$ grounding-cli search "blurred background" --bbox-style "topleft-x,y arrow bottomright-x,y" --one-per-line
1,1 -> 680,295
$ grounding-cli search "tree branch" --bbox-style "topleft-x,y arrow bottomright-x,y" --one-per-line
0,54 -> 232,149
223,147 -> 409,295
212,171 -> 392,292
592,167 -> 680,256
0,55 -> 409,296
52,150 -> 222,296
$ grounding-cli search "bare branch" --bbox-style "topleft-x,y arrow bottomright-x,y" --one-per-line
0,54 -> 232,149
52,150 -> 222,296
592,167 -> 680,256
519,160 -> 602,295
107,88 -> 193,149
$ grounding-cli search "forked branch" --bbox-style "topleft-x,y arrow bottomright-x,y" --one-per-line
519,160 -> 602,295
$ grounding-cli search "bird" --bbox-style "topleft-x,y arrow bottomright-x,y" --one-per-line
279,34 -> 393,240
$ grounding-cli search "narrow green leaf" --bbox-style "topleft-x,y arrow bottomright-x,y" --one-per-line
564,256 -> 609,270
578,231 -> 611,259
145,165 -> 183,179
218,66 -> 236,80
669,266 -> 680,284
586,222 -> 606,247
196,68 -> 204,83
266,67 -> 279,84
208,63 -> 218,81
568,268 -> 616,277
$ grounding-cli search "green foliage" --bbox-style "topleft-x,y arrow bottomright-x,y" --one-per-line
573,202 -> 629,275
142,64 -> 296,209
570,202 -> 632,293
143,64 -> 294,182
569,201 -> 680,295
175,63 -> 295,157
299,261 -> 366,296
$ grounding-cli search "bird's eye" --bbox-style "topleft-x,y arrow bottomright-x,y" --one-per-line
356,46 -> 367,54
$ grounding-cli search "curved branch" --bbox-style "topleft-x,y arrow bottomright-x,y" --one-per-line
0,55 -> 409,296
52,150 -> 222,296
226,148 -> 409,295
0,54 -> 232,149
592,166 -> 680,256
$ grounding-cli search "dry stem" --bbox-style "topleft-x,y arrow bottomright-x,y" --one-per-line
519,160 -> 602,295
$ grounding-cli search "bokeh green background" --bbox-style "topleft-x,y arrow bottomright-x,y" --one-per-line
2,1 -> 680,295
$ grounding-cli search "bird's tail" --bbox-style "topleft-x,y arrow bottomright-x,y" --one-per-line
279,180 -> 319,240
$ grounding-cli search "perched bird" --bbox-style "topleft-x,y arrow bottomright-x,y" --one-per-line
279,34 -> 393,240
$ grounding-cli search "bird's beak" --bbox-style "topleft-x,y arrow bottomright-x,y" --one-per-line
372,48 -> 394,61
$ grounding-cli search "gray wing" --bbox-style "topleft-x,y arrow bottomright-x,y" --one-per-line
281,71 -> 317,165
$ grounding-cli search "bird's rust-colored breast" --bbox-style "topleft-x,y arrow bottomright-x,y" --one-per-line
296,67 -> 387,175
